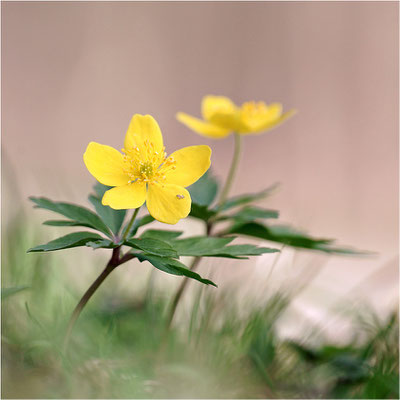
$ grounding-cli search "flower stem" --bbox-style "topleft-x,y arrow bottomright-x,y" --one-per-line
122,207 -> 140,241
165,133 -> 243,331
63,247 -> 120,352
63,208 -> 142,352
164,256 -> 202,331
217,132 -> 242,207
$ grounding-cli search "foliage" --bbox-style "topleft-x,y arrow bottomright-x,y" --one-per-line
2,216 -> 398,398
28,180 -> 288,285
187,171 -> 366,255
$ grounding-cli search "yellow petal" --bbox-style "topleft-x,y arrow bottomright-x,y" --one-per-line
245,109 -> 297,134
202,95 -> 241,131
162,145 -> 211,187
201,95 -> 238,121
124,114 -> 164,155
208,112 -> 242,131
176,112 -> 231,139
146,183 -> 191,224
102,182 -> 147,210
83,142 -> 130,186
239,102 -> 280,132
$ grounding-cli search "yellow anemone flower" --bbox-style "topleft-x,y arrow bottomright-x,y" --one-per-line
176,95 -> 296,139
83,114 -> 211,224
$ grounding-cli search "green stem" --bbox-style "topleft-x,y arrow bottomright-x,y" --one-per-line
164,256 -> 202,331
122,207 -> 140,241
165,133 -> 243,332
63,247 -> 120,352
63,208 -> 142,353
217,132 -> 242,207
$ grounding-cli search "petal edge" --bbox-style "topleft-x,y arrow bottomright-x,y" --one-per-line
102,182 -> 147,210
147,183 -> 191,224
162,145 -> 211,187
124,114 -> 164,154
176,112 -> 231,139
83,142 -> 130,186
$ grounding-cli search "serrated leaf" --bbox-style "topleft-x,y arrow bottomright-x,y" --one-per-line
93,181 -> 109,198
140,229 -> 183,241
86,239 -> 119,249
218,183 -> 280,211
227,222 -> 366,254
217,206 -> 279,223
310,245 -> 372,256
170,236 -> 235,257
43,220 -> 95,228
170,236 -> 278,258
89,182 -> 126,235
89,195 -> 126,236
1,286 -> 29,300
27,231 -> 103,253
234,206 -> 279,220
187,170 -> 219,206
227,222 -> 330,247
213,244 -> 279,259
190,203 -> 218,222
30,197 -> 111,237
125,238 -> 178,258
134,253 -> 217,287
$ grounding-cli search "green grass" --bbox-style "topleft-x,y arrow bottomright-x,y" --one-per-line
2,213 -> 398,399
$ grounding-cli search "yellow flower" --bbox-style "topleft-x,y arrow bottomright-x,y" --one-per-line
83,114 -> 211,224
176,95 -> 296,139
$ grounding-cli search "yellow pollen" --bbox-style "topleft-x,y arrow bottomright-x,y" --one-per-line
140,162 -> 153,178
121,141 -> 177,184
241,101 -> 268,117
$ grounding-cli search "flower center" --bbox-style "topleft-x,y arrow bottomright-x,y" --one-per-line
122,140 -> 176,185
139,161 -> 154,179
241,101 -> 268,118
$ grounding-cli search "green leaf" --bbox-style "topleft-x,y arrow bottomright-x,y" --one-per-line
89,195 -> 125,236
89,182 -> 126,235
27,231 -> 103,253
217,206 -> 279,223
170,236 -> 235,257
219,183 -> 280,211
233,206 -> 279,220
134,253 -> 217,287
1,286 -> 29,300
190,203 -> 217,222
212,244 -> 279,259
43,220 -> 95,228
187,169 -> 219,206
227,222 -> 331,248
170,236 -> 278,258
140,229 -> 183,241
227,222 -> 366,254
93,181 -> 108,198
30,197 -> 111,237
125,238 -> 178,258
86,239 -> 119,249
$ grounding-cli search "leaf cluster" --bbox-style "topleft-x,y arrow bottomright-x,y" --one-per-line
28,181 -> 278,287
28,170 -> 367,288
187,170 -> 367,255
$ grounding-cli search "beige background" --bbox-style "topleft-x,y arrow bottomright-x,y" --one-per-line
2,2 -> 398,337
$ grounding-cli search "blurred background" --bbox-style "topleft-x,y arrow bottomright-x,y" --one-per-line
2,1 -> 399,398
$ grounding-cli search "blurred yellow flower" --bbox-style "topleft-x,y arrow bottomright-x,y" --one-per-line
177,95 -> 296,139
84,114 -> 211,224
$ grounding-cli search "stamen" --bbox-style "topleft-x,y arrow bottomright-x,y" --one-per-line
121,141 -> 177,185
241,101 -> 269,118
